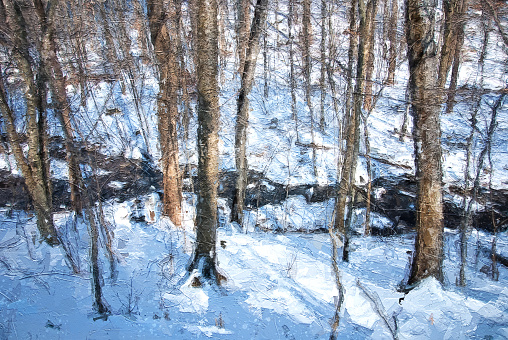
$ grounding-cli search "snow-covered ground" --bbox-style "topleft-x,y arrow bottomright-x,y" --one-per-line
1,195 -> 507,339
0,2 -> 507,339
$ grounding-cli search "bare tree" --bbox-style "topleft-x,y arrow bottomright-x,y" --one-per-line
232,0 -> 269,225
334,0 -> 368,262
406,0 -> 445,285
362,0 -> 378,112
236,0 -> 250,74
302,0 -> 317,176
319,0 -> 327,131
458,5 -> 490,287
0,0 -> 58,245
34,0 -> 83,215
148,0 -> 183,226
386,0 -> 398,85
288,0 -> 299,141
188,0 -> 223,283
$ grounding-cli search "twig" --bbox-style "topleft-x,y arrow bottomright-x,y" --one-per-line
357,279 -> 398,340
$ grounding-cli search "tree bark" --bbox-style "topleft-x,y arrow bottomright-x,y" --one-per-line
87,209 -> 110,315
386,0 -> 398,85
363,112 -> 372,236
437,0 -> 466,89
231,0 -> 269,225
362,0 -> 378,112
342,0 -> 358,160
263,18 -> 269,98
406,0 -> 445,285
189,0 -> 222,282
148,0 -> 183,226
236,0 -> 250,74
443,0 -> 466,114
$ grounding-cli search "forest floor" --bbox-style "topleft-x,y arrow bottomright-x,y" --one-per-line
1,189 -> 508,339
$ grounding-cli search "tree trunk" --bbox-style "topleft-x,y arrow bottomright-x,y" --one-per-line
237,0 -> 250,74
485,0 -> 508,48
87,208 -> 110,315
326,1 -> 342,163
302,0 -> 317,177
35,0 -> 83,215
0,71 -> 57,245
231,0 -> 269,225
1,0 -> 58,245
334,0 -> 365,262
263,18 -> 269,98
386,0 -> 398,85
437,0 -> 466,89
363,112 -> 372,236
342,0 -> 358,159
189,0 -> 222,282
148,0 -> 183,226
288,0 -> 299,141
458,93 -> 478,286
319,0 -> 327,131
406,0 -> 445,286
362,0 -> 378,112
444,0 -> 466,114
444,30 -> 464,115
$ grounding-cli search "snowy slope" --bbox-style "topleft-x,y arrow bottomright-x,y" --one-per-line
0,2 -> 507,339
1,196 -> 508,339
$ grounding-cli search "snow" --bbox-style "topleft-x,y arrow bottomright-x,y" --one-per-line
0,2 -> 507,339
108,180 -> 127,189
243,196 -> 334,232
1,199 -> 508,339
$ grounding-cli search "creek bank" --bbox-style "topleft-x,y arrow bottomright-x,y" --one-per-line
1,145 -> 506,234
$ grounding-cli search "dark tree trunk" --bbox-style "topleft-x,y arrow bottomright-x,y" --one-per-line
35,0 -> 83,215
443,0 -> 466,114
437,0 -> 466,89
231,0 -> 269,225
87,209 -> 110,315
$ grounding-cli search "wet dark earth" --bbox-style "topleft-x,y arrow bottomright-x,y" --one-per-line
0,138 -> 507,235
